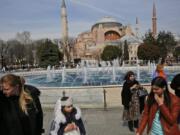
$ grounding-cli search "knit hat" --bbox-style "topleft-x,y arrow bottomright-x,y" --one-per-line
61,97 -> 73,106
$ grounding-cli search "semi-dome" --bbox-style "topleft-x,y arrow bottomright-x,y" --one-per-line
120,35 -> 143,44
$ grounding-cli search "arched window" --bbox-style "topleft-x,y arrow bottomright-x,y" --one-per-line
104,31 -> 121,40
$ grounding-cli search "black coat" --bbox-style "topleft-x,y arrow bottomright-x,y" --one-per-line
121,80 -> 145,113
121,80 -> 139,108
0,85 -> 44,135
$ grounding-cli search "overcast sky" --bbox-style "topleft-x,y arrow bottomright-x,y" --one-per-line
0,0 -> 180,40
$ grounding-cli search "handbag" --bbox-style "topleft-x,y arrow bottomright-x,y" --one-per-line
138,87 -> 148,97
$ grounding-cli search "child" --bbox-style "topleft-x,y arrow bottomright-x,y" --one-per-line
152,64 -> 167,80
50,97 -> 86,135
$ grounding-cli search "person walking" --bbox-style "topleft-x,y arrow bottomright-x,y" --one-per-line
170,73 -> 180,125
152,64 -> 167,80
0,74 -> 44,135
170,73 -> 180,98
136,77 -> 180,135
50,96 -> 86,135
121,71 -> 145,132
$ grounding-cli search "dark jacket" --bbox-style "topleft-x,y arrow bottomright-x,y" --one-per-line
50,107 -> 86,135
137,93 -> 180,135
170,74 -> 180,98
24,85 -> 44,134
121,80 -> 139,108
0,86 -> 44,135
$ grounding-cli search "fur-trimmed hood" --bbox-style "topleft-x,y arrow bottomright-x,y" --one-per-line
50,106 -> 86,135
54,106 -> 82,124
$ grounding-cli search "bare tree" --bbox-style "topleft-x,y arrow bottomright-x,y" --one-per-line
0,39 -> 9,68
59,37 -> 76,64
16,31 -> 32,45
7,40 -> 26,67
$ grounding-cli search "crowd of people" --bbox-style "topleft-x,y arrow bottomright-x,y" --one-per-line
121,64 -> 180,135
0,63 -> 180,135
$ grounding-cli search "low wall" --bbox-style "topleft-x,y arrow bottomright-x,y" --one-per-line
39,84 -> 154,108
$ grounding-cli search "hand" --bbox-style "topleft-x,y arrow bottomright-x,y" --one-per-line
72,123 -> 78,130
131,84 -> 138,89
154,94 -> 164,106
64,124 -> 74,132
136,133 -> 140,135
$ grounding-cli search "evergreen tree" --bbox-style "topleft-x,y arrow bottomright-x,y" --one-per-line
101,45 -> 122,61
37,39 -> 63,67
137,43 -> 160,61
143,30 -> 156,45
156,31 -> 177,58
123,40 -> 129,60
173,46 -> 180,61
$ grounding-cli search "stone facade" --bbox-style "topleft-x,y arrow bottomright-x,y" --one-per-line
74,16 -> 141,60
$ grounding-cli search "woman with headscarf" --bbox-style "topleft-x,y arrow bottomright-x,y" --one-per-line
121,71 -> 145,132
49,96 -> 86,135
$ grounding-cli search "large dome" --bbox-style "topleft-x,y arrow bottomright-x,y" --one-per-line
96,16 -> 118,24
91,16 -> 122,30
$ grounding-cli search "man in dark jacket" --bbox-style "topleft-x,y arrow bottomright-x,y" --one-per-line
170,73 -> 180,97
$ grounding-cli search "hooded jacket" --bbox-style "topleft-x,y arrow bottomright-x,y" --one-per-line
0,86 -> 44,135
50,106 -> 86,135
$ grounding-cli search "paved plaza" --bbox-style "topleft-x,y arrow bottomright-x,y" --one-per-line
43,107 -> 138,135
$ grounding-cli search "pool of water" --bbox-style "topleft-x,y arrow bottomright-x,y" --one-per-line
25,69 -> 179,87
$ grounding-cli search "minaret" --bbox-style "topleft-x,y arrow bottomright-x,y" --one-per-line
61,0 -> 70,63
152,1 -> 157,38
135,17 -> 139,38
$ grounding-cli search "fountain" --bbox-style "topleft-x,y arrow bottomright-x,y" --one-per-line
61,66 -> 66,83
136,59 -> 140,81
136,63 -> 140,81
112,65 -> 116,82
52,66 -> 56,79
19,60 -> 180,88
76,64 -> 80,73
150,62 -> 156,79
46,65 -> 53,82
83,66 -> 87,83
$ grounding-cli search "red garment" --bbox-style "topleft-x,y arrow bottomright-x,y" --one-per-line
137,93 -> 180,135
158,70 -> 167,80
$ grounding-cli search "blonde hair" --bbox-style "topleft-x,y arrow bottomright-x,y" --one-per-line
156,64 -> 164,72
1,74 -> 33,114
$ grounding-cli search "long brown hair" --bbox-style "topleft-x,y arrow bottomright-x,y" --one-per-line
147,77 -> 171,109
1,74 -> 33,114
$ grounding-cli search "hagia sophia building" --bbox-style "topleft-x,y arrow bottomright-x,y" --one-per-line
74,16 -> 143,61
61,0 -> 157,62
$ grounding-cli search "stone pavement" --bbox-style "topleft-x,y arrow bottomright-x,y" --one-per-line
43,107 -> 140,135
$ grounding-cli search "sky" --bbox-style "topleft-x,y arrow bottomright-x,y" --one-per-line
0,0 -> 180,40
